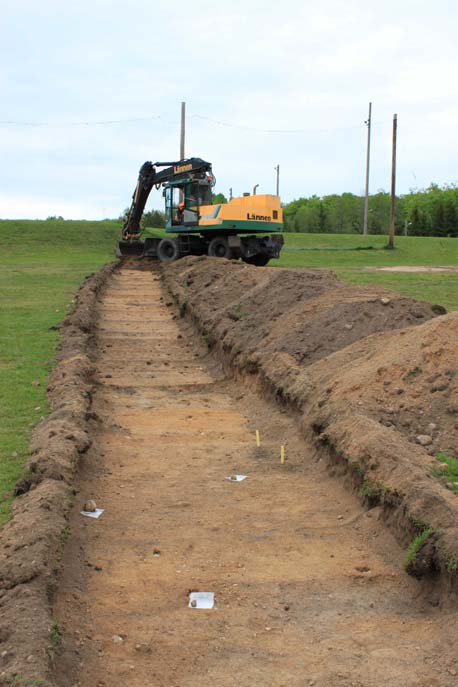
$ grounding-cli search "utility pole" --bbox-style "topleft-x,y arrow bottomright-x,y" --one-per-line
180,101 -> 186,160
388,113 -> 398,249
363,101 -> 372,235
274,164 -> 280,196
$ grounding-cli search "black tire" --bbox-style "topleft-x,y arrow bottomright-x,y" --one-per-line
208,236 -> 233,259
242,254 -> 270,266
157,237 -> 180,263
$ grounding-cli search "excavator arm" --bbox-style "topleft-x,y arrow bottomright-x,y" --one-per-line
121,158 -> 213,240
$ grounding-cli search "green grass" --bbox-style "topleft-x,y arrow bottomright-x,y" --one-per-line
48,620 -> 62,660
0,220 -> 119,526
404,528 -> 433,569
433,452 -> 458,492
277,233 -> 458,310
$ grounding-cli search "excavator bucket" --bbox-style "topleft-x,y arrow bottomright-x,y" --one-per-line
117,240 -> 145,257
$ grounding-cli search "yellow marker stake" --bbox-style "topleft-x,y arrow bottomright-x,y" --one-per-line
280,445 -> 285,465
255,430 -> 260,447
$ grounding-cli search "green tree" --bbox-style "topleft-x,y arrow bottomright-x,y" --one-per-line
141,209 -> 166,228
211,192 -> 227,204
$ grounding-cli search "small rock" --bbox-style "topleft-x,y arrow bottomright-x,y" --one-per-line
337,515 -> 344,520
83,499 -> 97,512
416,434 -> 433,446
11,452 -> 18,458
190,600 -> 197,608
428,423 -> 437,432
431,382 -> 449,392
111,635 -> 124,643
344,323 -> 353,330
26,655 -> 33,662
31,380 -> 41,387
1,650 -> 8,658
380,297 -> 391,305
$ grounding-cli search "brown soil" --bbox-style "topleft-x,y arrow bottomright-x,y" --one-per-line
48,264 -> 458,686
163,258 -> 458,578
3,258 -> 458,686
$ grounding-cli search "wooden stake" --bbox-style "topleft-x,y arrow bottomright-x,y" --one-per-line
280,445 -> 285,464
255,430 -> 260,447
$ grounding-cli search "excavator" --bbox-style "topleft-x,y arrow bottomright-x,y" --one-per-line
118,157 -> 283,266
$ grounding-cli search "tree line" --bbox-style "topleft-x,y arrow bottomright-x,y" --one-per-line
282,183 -> 458,236
122,184 -> 458,236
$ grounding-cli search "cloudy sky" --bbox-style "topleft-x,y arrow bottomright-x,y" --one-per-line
1,0 -> 457,219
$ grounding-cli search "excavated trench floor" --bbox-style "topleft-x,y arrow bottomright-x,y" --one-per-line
53,265 -> 456,687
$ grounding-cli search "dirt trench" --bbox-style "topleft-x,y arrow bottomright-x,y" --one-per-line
52,265 -> 457,687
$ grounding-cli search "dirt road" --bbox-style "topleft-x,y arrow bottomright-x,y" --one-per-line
53,265 -> 456,687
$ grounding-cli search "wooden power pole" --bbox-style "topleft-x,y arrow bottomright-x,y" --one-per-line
388,113 -> 398,249
363,102 -> 372,235
180,101 -> 186,160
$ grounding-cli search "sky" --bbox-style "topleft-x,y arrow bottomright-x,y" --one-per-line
1,0 -> 458,219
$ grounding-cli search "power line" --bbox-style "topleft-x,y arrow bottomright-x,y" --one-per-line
190,113 -> 387,135
0,111 -> 391,134
0,114 -> 164,127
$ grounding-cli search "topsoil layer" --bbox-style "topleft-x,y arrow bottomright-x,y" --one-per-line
163,257 -> 458,585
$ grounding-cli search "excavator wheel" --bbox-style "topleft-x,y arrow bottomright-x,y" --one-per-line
157,237 -> 180,263
208,236 -> 233,259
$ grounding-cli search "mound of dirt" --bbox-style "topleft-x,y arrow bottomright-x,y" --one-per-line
167,258 -> 438,367
0,263 -> 116,686
163,257 -> 458,588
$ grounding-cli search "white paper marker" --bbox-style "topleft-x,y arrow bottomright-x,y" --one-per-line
80,508 -> 104,519
189,592 -> 215,609
224,475 -> 247,482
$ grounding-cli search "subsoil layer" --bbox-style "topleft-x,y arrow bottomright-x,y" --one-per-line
49,263 -> 458,686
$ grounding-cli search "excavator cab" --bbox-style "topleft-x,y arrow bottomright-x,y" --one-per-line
164,179 -> 212,229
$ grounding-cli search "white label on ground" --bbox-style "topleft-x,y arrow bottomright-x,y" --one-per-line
80,508 -> 105,519
189,592 -> 215,609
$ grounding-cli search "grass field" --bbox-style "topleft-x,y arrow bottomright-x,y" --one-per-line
0,220 -> 118,525
1,220 -> 457,526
